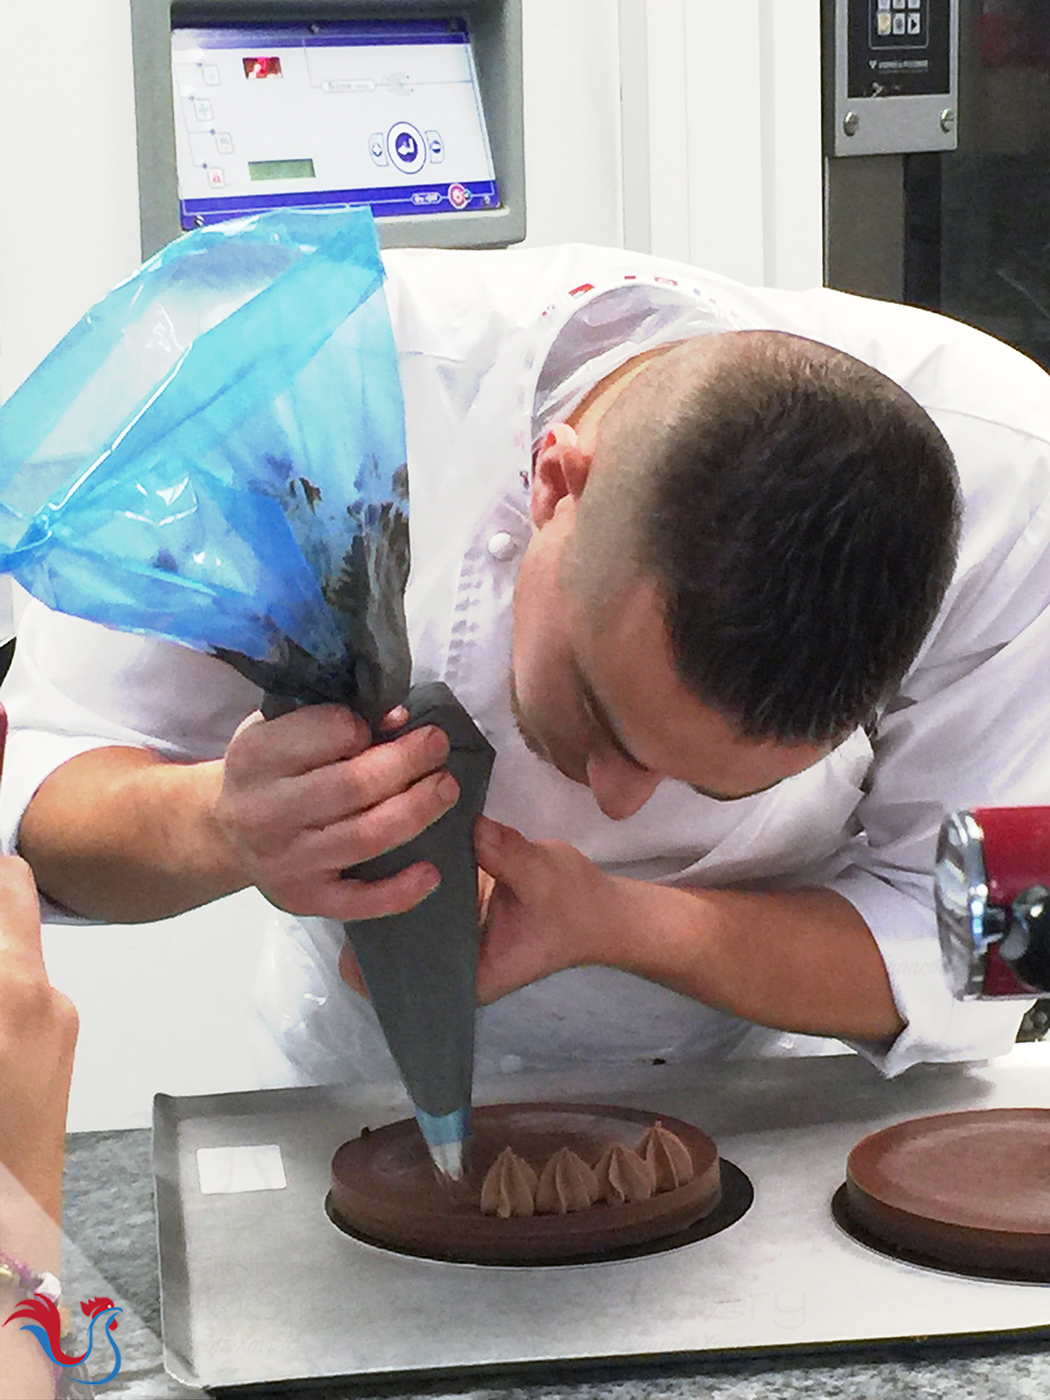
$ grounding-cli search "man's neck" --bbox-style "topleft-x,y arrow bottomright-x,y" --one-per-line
566,341 -> 685,448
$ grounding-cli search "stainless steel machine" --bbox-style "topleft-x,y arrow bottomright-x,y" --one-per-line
824,0 -> 1050,382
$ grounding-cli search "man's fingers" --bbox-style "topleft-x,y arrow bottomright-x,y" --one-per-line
378,705 -> 410,734
255,771 -> 458,880
226,704 -> 373,782
276,726 -> 452,830
278,862 -> 441,922
474,816 -> 537,894
321,773 -> 459,862
230,709 -> 265,743
219,705 -> 460,921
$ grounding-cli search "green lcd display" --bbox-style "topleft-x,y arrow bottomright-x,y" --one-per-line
248,158 -> 316,182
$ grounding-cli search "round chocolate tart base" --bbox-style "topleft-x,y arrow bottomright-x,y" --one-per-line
329,1102 -> 722,1264
842,1108 -> 1050,1280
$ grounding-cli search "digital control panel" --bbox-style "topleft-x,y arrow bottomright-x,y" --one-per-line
873,0 -> 926,44
172,17 -> 499,228
849,0 -> 949,99
829,0 -> 958,156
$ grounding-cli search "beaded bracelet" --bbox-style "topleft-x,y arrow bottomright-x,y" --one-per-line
1,1252 -> 69,1399
0,1247 -> 60,1302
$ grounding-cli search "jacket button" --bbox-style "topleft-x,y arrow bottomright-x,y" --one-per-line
487,531 -> 519,562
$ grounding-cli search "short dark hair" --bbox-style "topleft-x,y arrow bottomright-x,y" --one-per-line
578,330 -> 961,744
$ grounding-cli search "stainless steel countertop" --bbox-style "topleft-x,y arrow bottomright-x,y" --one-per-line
62,1046 -> 1050,1399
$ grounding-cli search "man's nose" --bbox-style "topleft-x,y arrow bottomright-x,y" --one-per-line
585,750 -> 662,821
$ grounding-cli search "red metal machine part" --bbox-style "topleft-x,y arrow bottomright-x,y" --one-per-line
935,806 -> 1050,999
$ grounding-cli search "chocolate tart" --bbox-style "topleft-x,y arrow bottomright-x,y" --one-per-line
844,1108 -> 1050,1279
329,1102 -> 722,1263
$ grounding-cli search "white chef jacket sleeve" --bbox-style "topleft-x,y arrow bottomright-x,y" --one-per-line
824,409 -> 1050,1075
0,597 -> 261,864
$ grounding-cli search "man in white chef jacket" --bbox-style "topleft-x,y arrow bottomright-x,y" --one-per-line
2,244 -> 1045,1087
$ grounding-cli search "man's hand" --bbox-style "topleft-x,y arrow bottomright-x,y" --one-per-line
473,816 -> 904,1041
0,856 -> 78,1223
216,704 -> 461,921
339,813 -> 904,1044
20,701 -> 462,923
336,816 -> 614,1003
473,816 -> 617,1002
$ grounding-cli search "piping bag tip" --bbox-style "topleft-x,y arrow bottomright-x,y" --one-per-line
415,1106 -> 471,1182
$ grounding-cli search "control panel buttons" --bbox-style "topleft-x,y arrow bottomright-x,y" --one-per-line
386,122 -> 426,174
425,130 -> 444,163
369,133 -> 388,165
215,132 -> 234,155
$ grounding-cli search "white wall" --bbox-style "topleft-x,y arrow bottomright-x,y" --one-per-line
53,891 -> 280,1132
619,0 -> 824,288
521,0 -> 625,249
0,1 -> 141,402
0,1 -> 824,1130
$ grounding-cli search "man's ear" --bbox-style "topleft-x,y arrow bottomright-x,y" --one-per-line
530,423 -> 593,527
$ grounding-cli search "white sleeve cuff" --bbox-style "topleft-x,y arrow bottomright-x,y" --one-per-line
827,865 -> 1029,1077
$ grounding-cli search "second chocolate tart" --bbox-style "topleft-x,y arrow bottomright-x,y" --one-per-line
844,1107 -> 1050,1278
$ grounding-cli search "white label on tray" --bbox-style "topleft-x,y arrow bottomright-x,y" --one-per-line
196,1144 -> 287,1194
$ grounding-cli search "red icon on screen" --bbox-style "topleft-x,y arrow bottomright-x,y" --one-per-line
243,56 -> 282,80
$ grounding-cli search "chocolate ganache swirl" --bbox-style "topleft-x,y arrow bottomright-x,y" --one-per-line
478,1123 -> 696,1219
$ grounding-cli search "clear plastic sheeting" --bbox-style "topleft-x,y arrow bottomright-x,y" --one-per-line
0,206 -> 410,723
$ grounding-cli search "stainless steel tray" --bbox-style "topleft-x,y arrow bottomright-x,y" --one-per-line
153,1052 -> 1050,1391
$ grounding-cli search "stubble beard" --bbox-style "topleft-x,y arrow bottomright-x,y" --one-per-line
508,669 -> 553,765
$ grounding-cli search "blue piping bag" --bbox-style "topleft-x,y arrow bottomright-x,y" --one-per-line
0,206 -> 489,1176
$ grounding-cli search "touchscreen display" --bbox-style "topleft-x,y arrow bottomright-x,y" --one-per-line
172,18 -> 499,228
